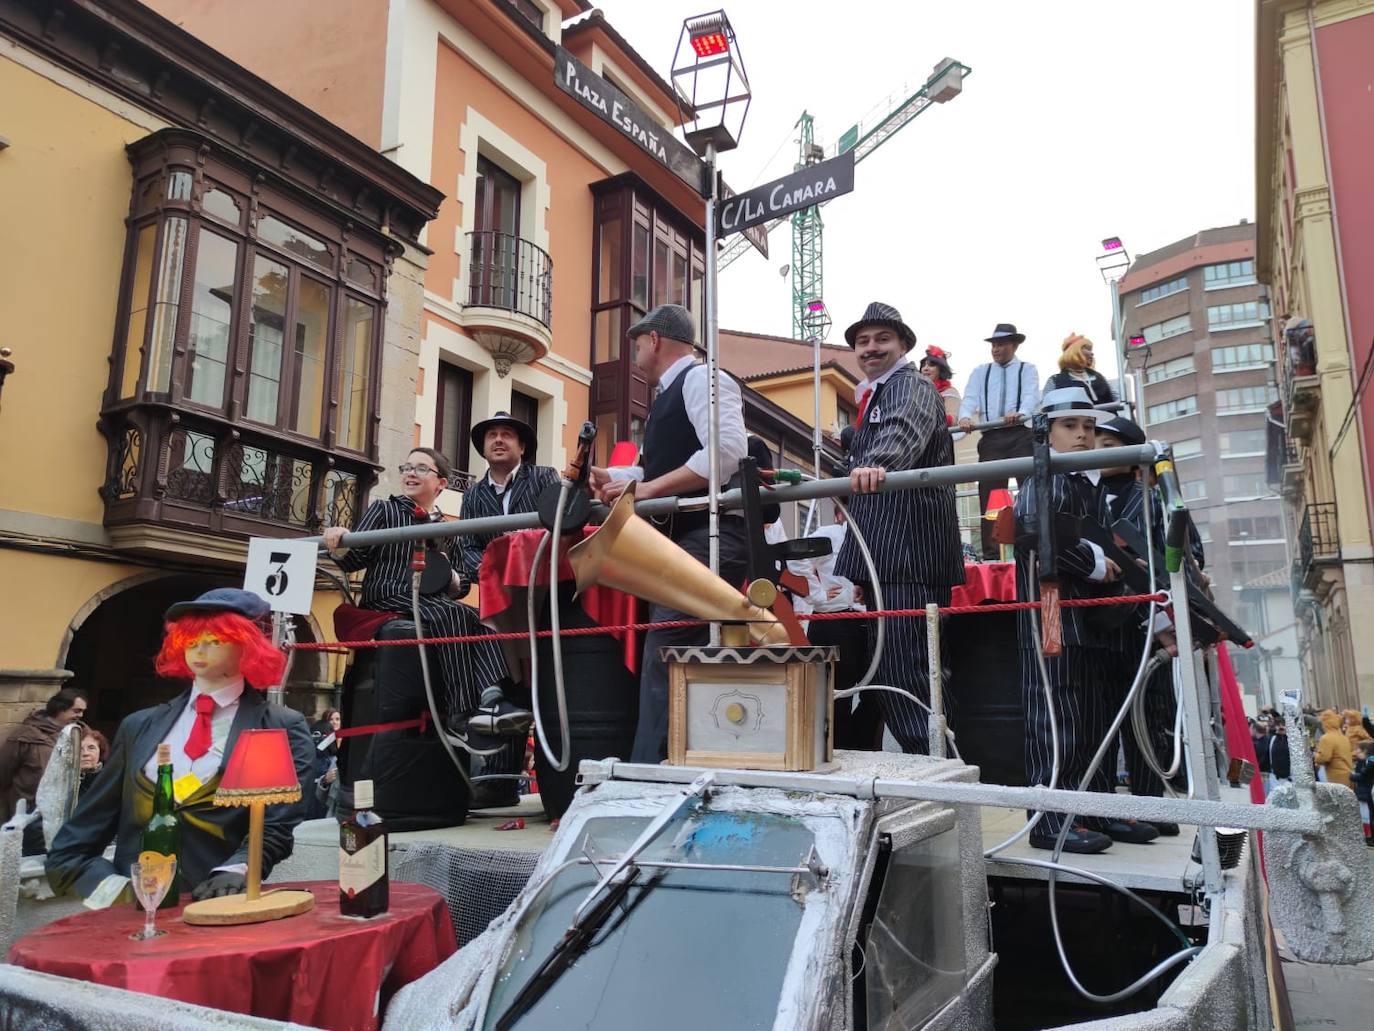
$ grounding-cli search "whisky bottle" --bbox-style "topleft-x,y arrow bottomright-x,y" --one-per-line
339,779 -> 388,917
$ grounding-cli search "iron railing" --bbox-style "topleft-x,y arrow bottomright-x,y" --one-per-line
1297,501 -> 1339,577
466,230 -> 553,327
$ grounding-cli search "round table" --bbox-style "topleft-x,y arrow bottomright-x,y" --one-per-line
6,881 -> 456,1030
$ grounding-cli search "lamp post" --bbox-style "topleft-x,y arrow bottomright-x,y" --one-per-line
672,10 -> 751,645
1095,236 -> 1132,416
801,298 -> 832,484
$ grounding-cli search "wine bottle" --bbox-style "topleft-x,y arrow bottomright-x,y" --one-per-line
139,742 -> 182,909
339,779 -> 388,917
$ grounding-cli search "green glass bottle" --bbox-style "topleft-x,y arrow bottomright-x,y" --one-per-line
139,742 -> 182,909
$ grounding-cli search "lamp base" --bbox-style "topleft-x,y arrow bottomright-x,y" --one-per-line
182,888 -> 315,926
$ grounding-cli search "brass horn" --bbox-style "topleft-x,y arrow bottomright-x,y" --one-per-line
568,482 -> 788,646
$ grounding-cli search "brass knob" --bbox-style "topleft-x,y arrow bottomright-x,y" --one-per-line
724,702 -> 746,725
747,579 -> 777,608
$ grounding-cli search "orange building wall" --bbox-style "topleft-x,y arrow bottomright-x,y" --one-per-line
141,0 -> 389,148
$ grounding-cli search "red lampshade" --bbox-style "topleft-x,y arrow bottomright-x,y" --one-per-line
608,441 -> 640,467
213,728 -> 301,807
984,489 -> 1014,520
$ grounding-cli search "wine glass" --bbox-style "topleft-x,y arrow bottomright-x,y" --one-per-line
130,857 -> 177,940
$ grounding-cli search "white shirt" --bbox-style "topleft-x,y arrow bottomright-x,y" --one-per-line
795,523 -> 862,613
142,677 -> 245,784
957,360 -> 1041,423
853,361 -> 905,412
611,354 -> 748,485
487,463 -> 522,515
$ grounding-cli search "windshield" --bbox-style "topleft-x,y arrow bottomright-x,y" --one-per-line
483,809 -> 816,1031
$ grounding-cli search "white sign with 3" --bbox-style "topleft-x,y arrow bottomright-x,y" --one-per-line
243,537 -> 318,615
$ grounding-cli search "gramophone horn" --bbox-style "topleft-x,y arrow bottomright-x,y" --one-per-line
568,483 -> 788,646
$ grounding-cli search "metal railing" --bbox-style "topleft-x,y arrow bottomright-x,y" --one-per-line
466,230 -> 553,327
1297,501 -> 1339,575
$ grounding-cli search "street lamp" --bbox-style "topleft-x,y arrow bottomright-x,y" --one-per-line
1095,236 -> 1133,417
671,10 -> 752,639
800,298 -> 833,487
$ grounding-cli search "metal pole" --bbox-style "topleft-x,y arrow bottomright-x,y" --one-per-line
811,332 -> 823,484
1171,567 -> 1225,897
1109,277 -> 1130,418
704,142 -> 721,646
926,602 -> 944,758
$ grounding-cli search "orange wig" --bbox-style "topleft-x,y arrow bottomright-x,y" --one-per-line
154,611 -> 286,689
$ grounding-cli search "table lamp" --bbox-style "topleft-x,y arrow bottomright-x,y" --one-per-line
984,489 -> 1015,563
182,728 -> 314,926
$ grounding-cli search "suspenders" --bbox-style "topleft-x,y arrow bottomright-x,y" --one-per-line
982,361 -> 1023,423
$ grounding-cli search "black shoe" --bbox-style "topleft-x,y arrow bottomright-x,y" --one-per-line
469,780 -> 520,810
446,716 -> 505,756
1029,827 -> 1112,855
1147,821 -> 1180,837
466,686 -> 534,736
1102,819 -> 1159,844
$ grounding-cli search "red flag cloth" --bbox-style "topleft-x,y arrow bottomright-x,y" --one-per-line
183,694 -> 215,760
1214,643 -> 1265,805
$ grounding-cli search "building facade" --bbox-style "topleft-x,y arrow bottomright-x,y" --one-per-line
1118,223 -> 1299,709
0,0 -> 442,732
1256,0 -> 1374,711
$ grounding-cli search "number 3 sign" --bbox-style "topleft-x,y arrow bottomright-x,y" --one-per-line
244,538 -> 319,615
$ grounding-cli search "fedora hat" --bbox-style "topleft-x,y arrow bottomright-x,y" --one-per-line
1041,386 -> 1098,421
844,301 -> 917,351
985,323 -> 1026,345
470,411 -> 537,463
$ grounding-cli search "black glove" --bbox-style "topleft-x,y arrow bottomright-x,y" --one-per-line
191,870 -> 247,900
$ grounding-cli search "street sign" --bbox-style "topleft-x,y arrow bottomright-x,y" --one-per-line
554,47 -> 707,196
717,178 -> 769,259
715,151 -> 855,237
244,537 -> 318,615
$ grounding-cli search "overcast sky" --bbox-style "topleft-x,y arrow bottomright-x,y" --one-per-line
593,0 -> 1256,394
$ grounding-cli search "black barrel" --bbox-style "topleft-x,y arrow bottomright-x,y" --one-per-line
531,586 -> 639,820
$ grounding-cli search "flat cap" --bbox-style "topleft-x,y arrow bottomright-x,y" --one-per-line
626,303 -> 697,347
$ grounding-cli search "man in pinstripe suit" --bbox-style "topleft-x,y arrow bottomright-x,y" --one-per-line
458,411 -> 560,808
833,302 -> 965,755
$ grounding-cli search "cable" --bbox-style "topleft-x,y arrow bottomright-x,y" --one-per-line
832,497 -> 884,689
833,683 -> 961,760
410,576 -> 475,791
526,482 -> 574,772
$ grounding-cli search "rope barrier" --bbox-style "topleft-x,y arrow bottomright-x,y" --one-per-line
286,592 -> 1168,652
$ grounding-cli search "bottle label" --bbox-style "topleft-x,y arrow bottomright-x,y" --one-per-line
339,836 -> 385,897
137,850 -> 175,889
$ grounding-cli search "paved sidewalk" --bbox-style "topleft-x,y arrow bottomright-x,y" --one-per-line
1278,933 -> 1374,1030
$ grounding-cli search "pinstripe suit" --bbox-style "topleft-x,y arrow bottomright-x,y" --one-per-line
335,495 -> 506,716
458,464 -> 560,778
834,362 -> 964,753
1014,470 -> 1119,835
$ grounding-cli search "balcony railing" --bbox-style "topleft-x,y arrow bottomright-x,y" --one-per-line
1297,501 -> 1339,588
1279,319 -> 1320,442
99,402 -> 378,541
466,230 -> 553,328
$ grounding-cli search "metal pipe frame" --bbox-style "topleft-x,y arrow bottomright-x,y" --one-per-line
577,760 -> 1320,835
318,442 -> 1165,550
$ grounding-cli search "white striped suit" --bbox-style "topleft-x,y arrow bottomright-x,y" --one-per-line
834,362 -> 963,753
335,495 -> 505,715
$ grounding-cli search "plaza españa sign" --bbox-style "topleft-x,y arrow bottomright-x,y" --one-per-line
555,47 -> 707,196
715,151 -> 856,237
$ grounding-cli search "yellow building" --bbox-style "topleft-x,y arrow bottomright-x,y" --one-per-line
0,0 -> 441,732
1256,0 -> 1374,709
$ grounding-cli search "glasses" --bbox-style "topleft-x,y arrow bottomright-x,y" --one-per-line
397,464 -> 439,477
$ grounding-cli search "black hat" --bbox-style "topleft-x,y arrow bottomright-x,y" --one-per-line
844,302 -> 917,351
1095,416 -> 1146,447
920,346 -> 953,379
839,425 -> 856,453
166,588 -> 271,623
626,303 -> 697,347
470,411 -> 537,463
985,323 -> 1026,345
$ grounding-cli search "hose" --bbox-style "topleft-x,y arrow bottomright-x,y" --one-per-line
832,496 -> 884,690
526,481 -> 574,772
410,576 -> 475,791
833,683 -> 962,759
1131,650 -> 1183,785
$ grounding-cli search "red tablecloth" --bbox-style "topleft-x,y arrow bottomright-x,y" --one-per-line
950,561 -> 1015,608
6,881 -> 455,1030
480,528 -> 641,672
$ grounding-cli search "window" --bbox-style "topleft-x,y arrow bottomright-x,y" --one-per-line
1144,355 -> 1195,383
1203,259 -> 1256,289
1172,437 -> 1202,459
510,0 -> 545,29
435,362 -> 473,475
1219,429 -> 1268,455
1223,472 -> 1269,500
1228,516 -> 1283,540
1137,275 -> 1188,305
1212,343 -> 1274,371
1141,314 -> 1192,344
510,389 -> 540,440
1207,300 -> 1270,331
1146,395 -> 1199,423
1216,385 -> 1277,414
1194,521 -> 1213,543
1182,479 -> 1207,501
470,156 -> 523,312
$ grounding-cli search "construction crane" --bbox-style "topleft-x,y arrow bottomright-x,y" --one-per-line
718,58 -> 972,340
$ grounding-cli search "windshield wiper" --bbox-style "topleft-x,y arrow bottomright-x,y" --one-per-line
492,771 -> 715,1030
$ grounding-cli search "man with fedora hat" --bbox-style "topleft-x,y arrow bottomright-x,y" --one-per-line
458,410 -> 559,808
958,323 -> 1041,560
834,302 -> 964,755
589,302 -> 749,763
46,588 -> 314,904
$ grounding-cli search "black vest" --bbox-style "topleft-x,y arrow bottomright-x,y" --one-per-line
641,363 -> 707,539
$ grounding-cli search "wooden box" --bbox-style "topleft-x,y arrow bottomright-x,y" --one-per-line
664,645 -> 836,772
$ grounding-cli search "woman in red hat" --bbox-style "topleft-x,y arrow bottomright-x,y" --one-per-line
918,346 -> 960,426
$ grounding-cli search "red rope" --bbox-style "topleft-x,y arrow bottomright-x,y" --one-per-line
334,711 -> 430,739
286,592 -> 1167,652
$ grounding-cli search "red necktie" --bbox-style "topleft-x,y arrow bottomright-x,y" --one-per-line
857,387 -> 873,424
184,694 -> 215,760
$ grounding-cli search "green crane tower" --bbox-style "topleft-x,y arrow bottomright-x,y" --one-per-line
718,59 -> 972,341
